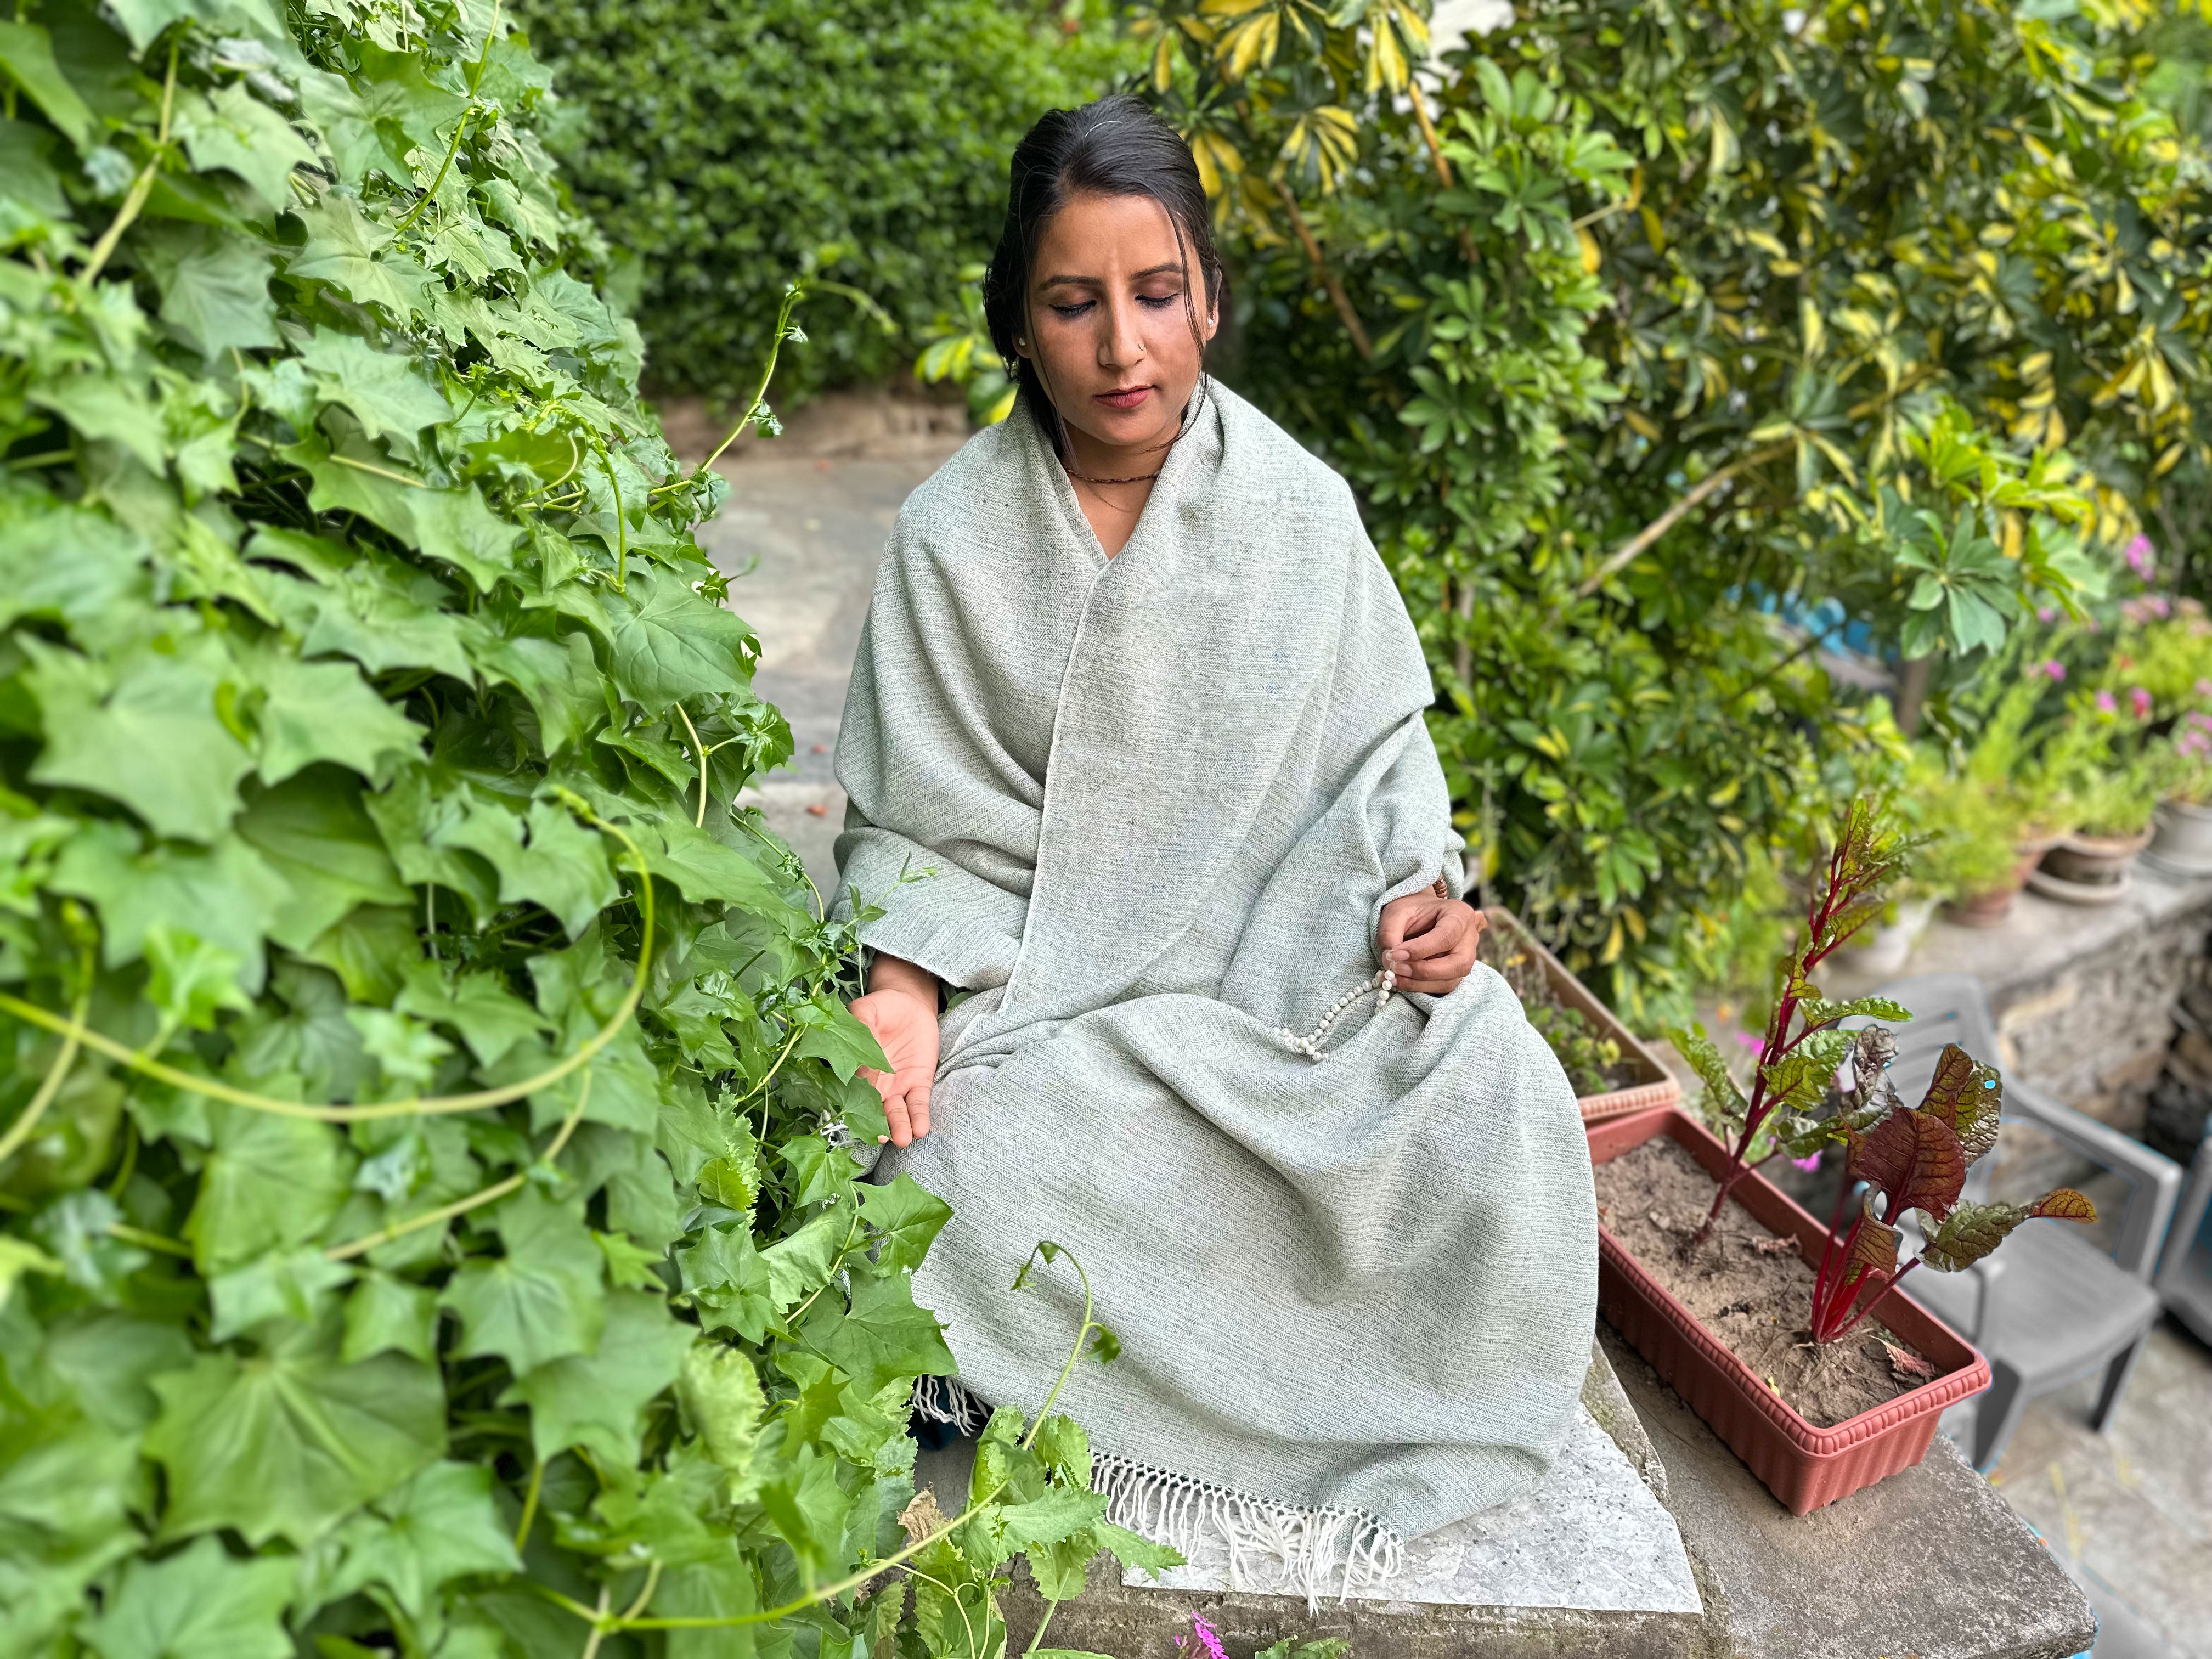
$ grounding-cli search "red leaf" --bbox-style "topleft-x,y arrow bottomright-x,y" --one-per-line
1848,1206 -> 1900,1281
2028,1188 -> 2097,1222
1848,1108 -> 1966,1221
1917,1042 -> 2003,1164
1884,1340 -> 1937,1383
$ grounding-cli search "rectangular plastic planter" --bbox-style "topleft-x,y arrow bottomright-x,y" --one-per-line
1483,906 -> 1681,1123
1587,1106 -> 1993,1514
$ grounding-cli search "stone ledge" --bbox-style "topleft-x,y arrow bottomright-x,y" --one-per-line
979,1327 -> 2096,1659
1598,1327 -> 2095,1659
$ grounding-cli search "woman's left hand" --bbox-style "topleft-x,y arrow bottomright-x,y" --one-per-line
1377,893 -> 1485,994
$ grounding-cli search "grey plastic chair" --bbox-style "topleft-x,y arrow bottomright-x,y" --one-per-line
1859,973 -> 2182,1471
2157,1117 -> 2212,1347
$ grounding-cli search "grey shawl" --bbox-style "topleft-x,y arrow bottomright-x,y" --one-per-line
832,383 -> 1597,1587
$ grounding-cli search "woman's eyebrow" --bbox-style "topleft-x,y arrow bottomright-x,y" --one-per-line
1037,262 -> 1187,288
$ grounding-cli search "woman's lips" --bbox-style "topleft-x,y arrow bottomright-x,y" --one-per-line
1095,385 -> 1152,410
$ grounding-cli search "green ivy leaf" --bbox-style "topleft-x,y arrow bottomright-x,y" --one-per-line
82,1535 -> 295,1659
798,1268 -> 956,1396
248,652 -> 426,787
393,960 -> 550,1067
438,1186 -> 606,1374
599,569 -> 757,714
314,1459 -> 522,1620
174,81 -> 316,211
341,1269 -> 440,1363
501,1288 -> 691,1464
185,1103 -> 354,1273
859,1175 -> 952,1277
138,224 -> 281,360
287,195 -> 428,321
144,923 -> 252,1031
409,487 -> 527,592
207,1246 -> 354,1341
144,1342 -> 445,1547
235,774 -> 414,953
22,638 -> 255,843
0,22 -> 93,147
443,795 -> 618,939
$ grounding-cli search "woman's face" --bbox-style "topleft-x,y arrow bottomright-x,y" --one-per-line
1015,190 -> 1217,462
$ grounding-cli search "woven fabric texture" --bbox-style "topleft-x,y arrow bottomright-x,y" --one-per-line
832,382 -> 1598,1541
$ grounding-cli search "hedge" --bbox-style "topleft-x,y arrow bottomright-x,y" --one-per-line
0,0 -> 1146,1648
522,0 -> 1137,402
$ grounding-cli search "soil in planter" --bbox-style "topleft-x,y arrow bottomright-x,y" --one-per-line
1479,927 -> 1641,1096
1593,1137 -> 1937,1427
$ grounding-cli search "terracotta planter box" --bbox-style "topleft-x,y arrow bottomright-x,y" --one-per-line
1587,1107 -> 1992,1514
1483,907 -> 1679,1124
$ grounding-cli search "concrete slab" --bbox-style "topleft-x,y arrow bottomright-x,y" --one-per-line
1125,1352 -> 1702,1615
980,1345 -> 1728,1658
978,1327 -> 2098,1658
697,448 -> 957,894
1986,1318 -> 2212,1659
1598,1327 -> 2097,1659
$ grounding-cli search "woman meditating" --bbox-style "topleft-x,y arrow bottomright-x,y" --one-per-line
835,94 -> 1598,1594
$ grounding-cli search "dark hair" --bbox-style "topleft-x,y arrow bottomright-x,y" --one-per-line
983,94 -> 1224,458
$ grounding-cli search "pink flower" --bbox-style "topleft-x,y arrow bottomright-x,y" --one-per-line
1734,1031 -> 1766,1051
2126,534 -> 2157,579
2154,596 -> 2173,620
2197,679 -> 2212,698
2097,690 -> 2118,714
1793,1154 -> 1823,1172
2132,687 -> 2154,719
2036,606 -> 2058,623
1180,1616 -> 1229,1659
2039,659 -> 2067,682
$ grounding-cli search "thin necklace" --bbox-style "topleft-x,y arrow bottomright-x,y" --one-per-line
1066,465 -> 1161,486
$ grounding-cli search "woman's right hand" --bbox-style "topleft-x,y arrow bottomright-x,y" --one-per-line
850,953 -> 942,1148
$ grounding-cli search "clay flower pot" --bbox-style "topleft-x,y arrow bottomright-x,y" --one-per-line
1483,908 -> 1680,1124
2033,826 -> 2153,901
1587,1108 -> 1991,1515
2146,798 -> 2212,877
1944,832 -> 2064,928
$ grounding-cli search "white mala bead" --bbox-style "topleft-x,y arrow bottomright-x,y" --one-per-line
1281,969 -> 1395,1060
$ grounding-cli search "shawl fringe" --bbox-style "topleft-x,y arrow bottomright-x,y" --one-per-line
910,1376 -> 1406,1611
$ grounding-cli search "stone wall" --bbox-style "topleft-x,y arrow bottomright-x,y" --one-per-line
1985,915 -> 2202,1138
2146,955 -> 2212,1165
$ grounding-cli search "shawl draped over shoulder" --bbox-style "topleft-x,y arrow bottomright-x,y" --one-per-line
832,382 -> 1597,1564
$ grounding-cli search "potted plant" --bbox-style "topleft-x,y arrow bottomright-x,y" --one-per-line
2035,689 -> 2162,896
1588,800 -> 2097,1513
2116,601 -> 2212,873
1909,678 -> 2061,926
2148,712 -> 2212,874
1479,909 -> 1679,1122
1910,755 -> 2028,929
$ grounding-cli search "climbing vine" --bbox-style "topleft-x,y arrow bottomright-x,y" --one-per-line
0,0 -> 1163,1652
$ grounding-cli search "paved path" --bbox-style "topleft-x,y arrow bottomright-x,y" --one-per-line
698,444 -> 961,894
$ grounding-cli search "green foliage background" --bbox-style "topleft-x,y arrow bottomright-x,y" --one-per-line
1098,0 -> 2212,1022
520,0 -> 1139,403
0,0 -> 1163,1651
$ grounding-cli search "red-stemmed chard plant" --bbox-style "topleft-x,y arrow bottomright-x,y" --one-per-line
1668,799 -> 2097,1345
